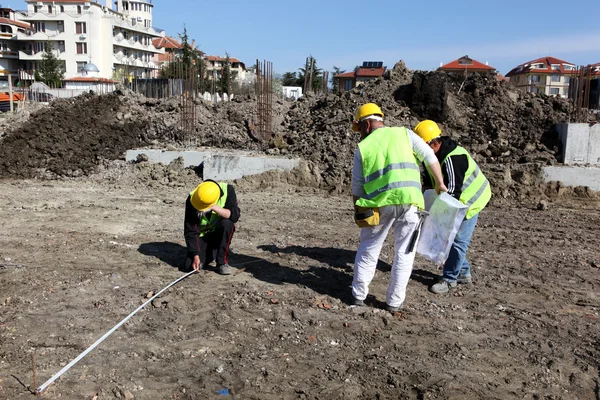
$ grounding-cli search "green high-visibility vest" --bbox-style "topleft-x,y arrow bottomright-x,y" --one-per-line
437,146 -> 492,219
190,182 -> 228,237
356,127 -> 424,209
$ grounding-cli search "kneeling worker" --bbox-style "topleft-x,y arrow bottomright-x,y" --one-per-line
184,180 -> 240,275
414,120 -> 492,294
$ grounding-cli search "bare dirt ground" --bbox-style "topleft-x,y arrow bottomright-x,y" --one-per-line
1,177 -> 599,400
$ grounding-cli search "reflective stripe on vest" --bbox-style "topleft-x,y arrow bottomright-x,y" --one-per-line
356,127 -> 424,209
441,146 -> 491,219
190,182 -> 228,237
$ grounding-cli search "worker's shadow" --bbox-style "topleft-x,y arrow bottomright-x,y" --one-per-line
138,242 -> 189,271
257,244 -> 392,272
138,241 -> 357,303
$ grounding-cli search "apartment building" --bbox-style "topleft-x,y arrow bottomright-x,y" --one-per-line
152,36 -> 183,72
0,8 -> 31,79
506,56 -> 577,98
205,55 -> 247,81
15,0 -> 165,80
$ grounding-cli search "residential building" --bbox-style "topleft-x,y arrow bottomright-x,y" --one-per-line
438,55 -> 495,75
15,0 -> 165,81
205,55 -> 247,82
333,61 -> 387,92
506,56 -> 577,98
0,8 -> 32,80
152,36 -> 183,73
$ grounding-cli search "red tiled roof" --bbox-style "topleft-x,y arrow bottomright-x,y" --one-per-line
590,62 -> 600,76
440,56 -> 494,71
65,77 -> 118,83
334,71 -> 355,78
496,73 -> 509,82
0,17 -> 31,30
157,53 -> 175,62
356,67 -> 386,77
506,56 -> 577,77
334,67 -> 386,79
206,55 -> 242,63
152,36 -> 182,49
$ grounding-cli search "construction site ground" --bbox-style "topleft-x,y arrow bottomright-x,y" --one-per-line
1,176 -> 599,400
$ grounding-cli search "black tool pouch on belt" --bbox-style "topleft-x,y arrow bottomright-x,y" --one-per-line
354,207 -> 380,228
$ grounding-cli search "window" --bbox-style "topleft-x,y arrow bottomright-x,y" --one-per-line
0,25 -> 12,33
144,19 -> 150,28
344,80 -> 353,91
131,18 -> 136,25
563,88 -> 569,95
551,64 -> 560,70
564,76 -> 570,84
57,21 -> 64,33
33,5 -> 40,13
0,41 -> 8,52
77,61 -> 87,73
60,6 -> 64,12
531,75 -> 540,82
76,42 -> 87,54
33,22 -> 46,32
563,65 -> 574,71
48,5 -> 53,13
458,58 -> 473,65
549,88 -> 560,95
77,5 -> 82,14
533,63 -> 545,69
75,22 -> 87,34
533,87 -> 541,94
551,75 -> 561,82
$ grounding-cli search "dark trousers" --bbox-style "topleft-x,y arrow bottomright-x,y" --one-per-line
185,219 -> 235,270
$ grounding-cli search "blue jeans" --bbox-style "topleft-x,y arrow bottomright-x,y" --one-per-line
443,213 -> 479,283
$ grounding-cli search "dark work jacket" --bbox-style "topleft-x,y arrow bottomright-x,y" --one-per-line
422,137 -> 470,200
184,184 -> 240,256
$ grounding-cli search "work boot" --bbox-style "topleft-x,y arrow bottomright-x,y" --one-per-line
385,303 -> 403,312
351,297 -> 365,306
201,260 -> 214,270
217,263 -> 232,275
457,275 -> 473,285
429,279 -> 457,294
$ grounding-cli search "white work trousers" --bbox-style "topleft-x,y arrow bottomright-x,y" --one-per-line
352,205 -> 419,308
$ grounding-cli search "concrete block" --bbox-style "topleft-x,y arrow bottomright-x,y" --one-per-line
589,124 -> 600,164
543,166 -> 600,191
557,123 -> 590,164
125,149 -> 301,181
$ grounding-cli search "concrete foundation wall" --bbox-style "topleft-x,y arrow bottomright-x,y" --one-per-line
125,149 -> 301,181
543,166 -> 600,191
557,123 -> 600,165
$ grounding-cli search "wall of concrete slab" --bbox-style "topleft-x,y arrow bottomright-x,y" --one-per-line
557,123 -> 600,164
543,166 -> 600,191
125,149 -> 301,181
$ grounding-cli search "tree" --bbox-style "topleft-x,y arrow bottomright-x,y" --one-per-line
331,66 -> 345,92
35,43 -> 64,87
219,53 -> 237,94
281,72 -> 297,86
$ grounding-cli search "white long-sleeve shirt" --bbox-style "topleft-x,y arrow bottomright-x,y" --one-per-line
352,128 -> 437,197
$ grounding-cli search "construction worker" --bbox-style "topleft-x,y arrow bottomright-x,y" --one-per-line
414,120 -> 492,294
351,103 -> 447,311
184,180 -> 240,275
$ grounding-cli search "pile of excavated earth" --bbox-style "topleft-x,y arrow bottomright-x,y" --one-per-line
0,61 -> 596,202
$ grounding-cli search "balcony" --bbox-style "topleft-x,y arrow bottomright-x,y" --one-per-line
113,34 -> 160,53
113,54 -> 158,69
0,32 -> 15,39
0,50 -> 19,59
19,49 -> 64,61
16,30 -> 65,40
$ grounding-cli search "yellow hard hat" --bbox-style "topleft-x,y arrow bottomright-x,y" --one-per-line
190,181 -> 221,211
352,103 -> 384,132
414,120 -> 442,143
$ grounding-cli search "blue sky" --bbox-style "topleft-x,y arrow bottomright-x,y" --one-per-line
14,0 -> 600,75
